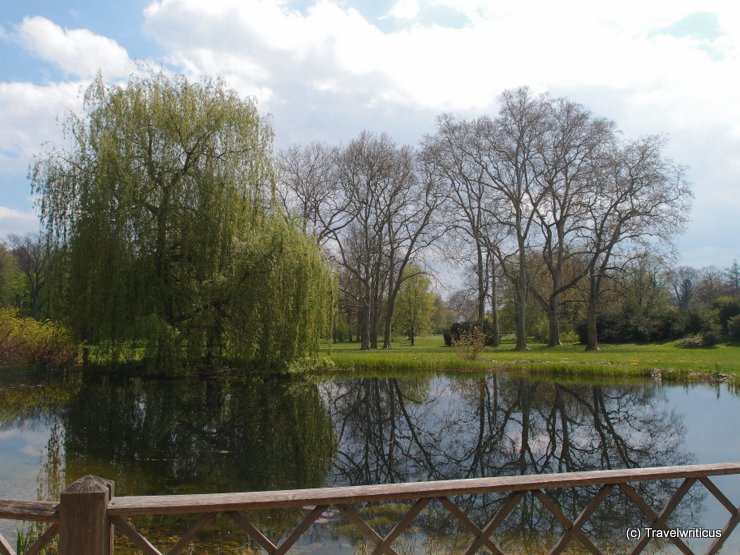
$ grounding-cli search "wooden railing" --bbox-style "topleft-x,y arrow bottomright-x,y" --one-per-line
1,463 -> 739,554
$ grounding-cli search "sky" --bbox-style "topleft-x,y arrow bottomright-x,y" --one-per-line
1,0 -> 739,269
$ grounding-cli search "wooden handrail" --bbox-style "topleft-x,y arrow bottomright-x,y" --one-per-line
0,499 -> 58,521
107,462 -> 740,516
1,463 -> 739,554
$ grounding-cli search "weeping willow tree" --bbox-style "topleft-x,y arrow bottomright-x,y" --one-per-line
31,73 -> 333,368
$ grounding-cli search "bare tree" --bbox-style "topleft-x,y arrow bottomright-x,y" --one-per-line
693,265 -> 726,307
528,98 -> 616,346
426,89 -> 550,350
580,136 -> 692,350
422,115 -> 492,328
275,142 -> 350,245
331,132 -> 443,349
446,288 -> 479,322
668,266 -> 698,310
468,88 -> 550,350
8,232 -> 49,317
726,259 -> 740,296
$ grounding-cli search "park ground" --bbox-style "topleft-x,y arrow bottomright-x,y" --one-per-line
321,335 -> 740,383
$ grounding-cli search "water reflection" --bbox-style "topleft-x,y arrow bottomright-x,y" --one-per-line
60,375 -> 336,496
1,371 -> 737,553
326,377 -> 694,483
323,376 -> 703,551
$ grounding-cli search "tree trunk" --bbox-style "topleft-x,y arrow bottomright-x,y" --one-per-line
361,299 -> 371,350
546,264 -> 563,346
370,272 -> 380,350
547,295 -> 561,347
476,244 -> 486,327
585,285 -> 600,351
370,325 -> 378,350
515,247 -> 528,350
489,256 -> 500,347
383,254 -> 396,349
382,316 -> 392,349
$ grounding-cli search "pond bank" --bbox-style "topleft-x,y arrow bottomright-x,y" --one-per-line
323,336 -> 740,385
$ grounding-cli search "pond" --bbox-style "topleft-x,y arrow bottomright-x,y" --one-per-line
1,369 -> 738,553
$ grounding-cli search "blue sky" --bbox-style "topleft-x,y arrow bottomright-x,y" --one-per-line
1,0 -> 739,268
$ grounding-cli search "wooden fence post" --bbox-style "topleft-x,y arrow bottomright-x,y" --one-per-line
59,475 -> 114,555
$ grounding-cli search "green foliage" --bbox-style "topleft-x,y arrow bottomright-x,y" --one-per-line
714,296 -> 740,335
332,310 -> 352,343
496,292 -> 547,340
221,217 -> 335,367
392,268 -> 435,344
431,295 -> 457,334
31,73 -> 332,369
16,527 -> 37,555
559,330 -> 580,344
450,328 -> 486,360
0,244 -> 23,307
727,315 -> 740,341
0,308 -> 78,367
575,306 -> 703,344
16,525 -> 55,555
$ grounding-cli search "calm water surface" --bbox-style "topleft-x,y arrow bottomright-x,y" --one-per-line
1,369 -> 738,553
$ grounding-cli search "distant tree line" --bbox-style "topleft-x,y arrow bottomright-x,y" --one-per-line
277,88 -> 717,350
450,252 -> 740,347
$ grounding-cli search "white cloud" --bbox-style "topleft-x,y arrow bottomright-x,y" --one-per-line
17,16 -> 136,79
0,81 -> 83,231
0,206 -> 39,238
385,0 -> 421,21
0,81 -> 83,175
140,0 -> 740,124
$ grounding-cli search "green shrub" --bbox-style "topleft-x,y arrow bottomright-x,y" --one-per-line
727,314 -> 740,341
577,308 -> 686,344
560,330 -> 580,344
530,319 -> 549,343
443,321 -> 498,347
714,296 -> 740,335
451,328 -> 486,360
0,308 -> 78,367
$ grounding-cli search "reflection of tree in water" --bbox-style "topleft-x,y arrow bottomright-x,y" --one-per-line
0,370 -> 78,430
36,418 -> 65,502
60,375 -> 335,495
44,374 -> 337,551
324,375 -> 700,551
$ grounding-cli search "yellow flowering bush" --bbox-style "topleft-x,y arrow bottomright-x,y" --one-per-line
0,308 -> 78,367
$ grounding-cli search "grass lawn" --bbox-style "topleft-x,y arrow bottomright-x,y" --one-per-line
321,335 -> 740,382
